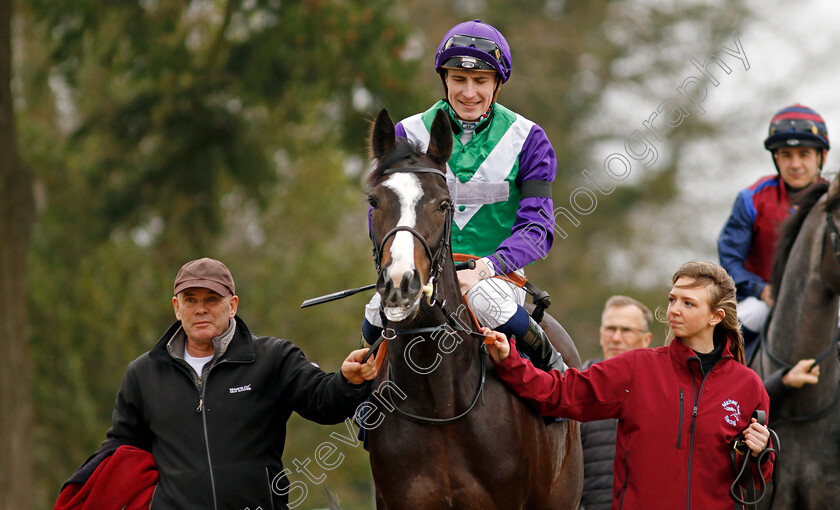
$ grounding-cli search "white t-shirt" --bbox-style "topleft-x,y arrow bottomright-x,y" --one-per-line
184,349 -> 214,378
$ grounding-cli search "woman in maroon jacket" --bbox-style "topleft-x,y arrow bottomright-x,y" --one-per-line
486,261 -> 772,510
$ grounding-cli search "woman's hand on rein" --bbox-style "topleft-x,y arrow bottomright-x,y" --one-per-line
743,418 -> 770,457
481,327 -> 510,363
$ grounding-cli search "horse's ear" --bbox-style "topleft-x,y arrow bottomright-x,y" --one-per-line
427,109 -> 453,168
371,109 -> 396,160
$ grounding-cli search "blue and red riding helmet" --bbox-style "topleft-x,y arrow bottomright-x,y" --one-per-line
764,104 -> 830,151
764,103 -> 829,170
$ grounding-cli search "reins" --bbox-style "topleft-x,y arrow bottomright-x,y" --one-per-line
377,333 -> 488,426
826,208 -> 840,263
372,166 -> 454,282
729,410 -> 780,508
758,330 -> 840,426
760,328 -> 838,374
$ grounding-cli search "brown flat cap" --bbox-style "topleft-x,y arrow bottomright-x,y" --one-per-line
173,258 -> 235,296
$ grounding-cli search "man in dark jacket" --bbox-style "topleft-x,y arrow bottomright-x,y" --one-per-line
579,296 -> 652,510
60,257 -> 378,510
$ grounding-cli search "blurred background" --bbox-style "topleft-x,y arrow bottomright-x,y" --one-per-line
2,0 -> 838,508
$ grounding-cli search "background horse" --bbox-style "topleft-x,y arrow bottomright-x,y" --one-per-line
363,109 -> 582,509
751,175 -> 840,508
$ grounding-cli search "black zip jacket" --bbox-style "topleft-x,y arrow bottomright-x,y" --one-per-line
104,315 -> 371,509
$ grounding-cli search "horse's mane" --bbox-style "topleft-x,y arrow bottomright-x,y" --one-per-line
366,137 -> 429,188
826,180 -> 840,213
770,181 -> 831,297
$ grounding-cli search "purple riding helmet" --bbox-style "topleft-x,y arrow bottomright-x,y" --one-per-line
435,19 -> 512,83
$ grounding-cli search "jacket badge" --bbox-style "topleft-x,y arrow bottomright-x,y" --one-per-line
229,384 -> 252,394
722,399 -> 741,426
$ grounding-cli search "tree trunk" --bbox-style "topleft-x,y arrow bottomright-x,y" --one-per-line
0,0 -> 35,508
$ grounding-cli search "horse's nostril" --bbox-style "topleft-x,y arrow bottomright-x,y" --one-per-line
376,273 -> 390,295
400,271 -> 413,294
408,270 -> 422,296
378,269 -> 425,307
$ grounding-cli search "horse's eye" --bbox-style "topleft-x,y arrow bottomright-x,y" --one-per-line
438,200 -> 451,211
368,195 -> 378,208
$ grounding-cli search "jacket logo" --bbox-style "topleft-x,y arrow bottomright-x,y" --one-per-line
229,384 -> 252,394
722,399 -> 741,426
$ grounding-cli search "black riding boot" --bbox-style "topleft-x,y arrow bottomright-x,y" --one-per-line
516,317 -> 566,373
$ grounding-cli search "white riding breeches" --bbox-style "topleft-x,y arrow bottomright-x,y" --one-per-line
738,296 -> 770,333
464,272 -> 526,328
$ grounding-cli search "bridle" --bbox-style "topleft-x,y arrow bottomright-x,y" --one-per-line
825,207 -> 840,268
758,205 -> 840,424
372,166 -> 454,298
367,165 -> 489,425
760,329 -> 840,425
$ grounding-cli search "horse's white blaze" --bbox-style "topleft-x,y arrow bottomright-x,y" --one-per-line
383,173 -> 423,287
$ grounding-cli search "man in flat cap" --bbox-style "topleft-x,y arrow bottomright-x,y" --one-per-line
57,258 -> 377,509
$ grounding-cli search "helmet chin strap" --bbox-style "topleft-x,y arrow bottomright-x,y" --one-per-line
491,77 -> 502,104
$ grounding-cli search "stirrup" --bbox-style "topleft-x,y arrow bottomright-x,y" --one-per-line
518,317 -> 566,373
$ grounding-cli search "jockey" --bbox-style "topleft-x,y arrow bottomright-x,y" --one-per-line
718,104 -> 830,348
363,19 -> 564,372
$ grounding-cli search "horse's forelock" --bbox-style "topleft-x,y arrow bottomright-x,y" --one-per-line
770,181 -> 831,297
367,138 -> 440,188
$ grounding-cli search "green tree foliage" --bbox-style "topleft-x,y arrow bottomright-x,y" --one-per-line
23,0 -> 420,252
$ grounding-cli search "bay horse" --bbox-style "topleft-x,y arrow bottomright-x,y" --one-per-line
362,108 -> 583,509
751,174 -> 840,508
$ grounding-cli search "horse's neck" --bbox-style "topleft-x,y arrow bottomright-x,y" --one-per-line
769,212 -> 840,393
771,274 -> 838,360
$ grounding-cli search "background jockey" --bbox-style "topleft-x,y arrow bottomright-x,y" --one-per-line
363,19 -> 564,371
718,103 -> 830,355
